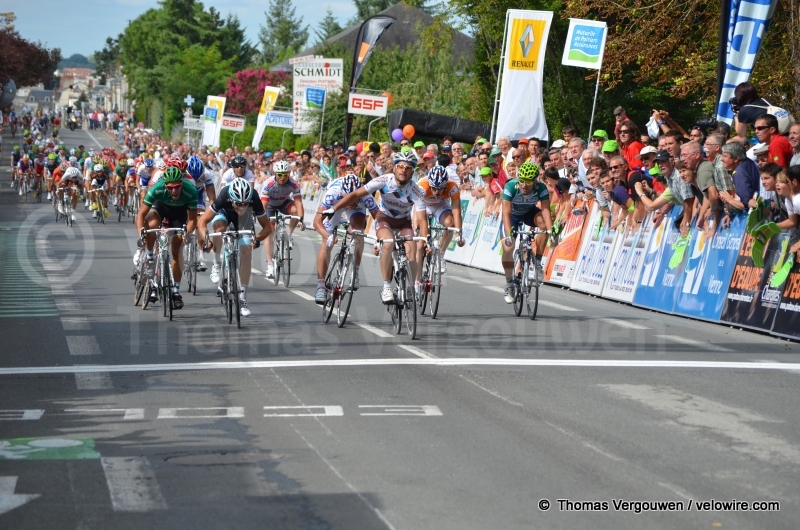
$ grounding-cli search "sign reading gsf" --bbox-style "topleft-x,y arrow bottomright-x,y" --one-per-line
347,93 -> 388,117
220,115 -> 246,132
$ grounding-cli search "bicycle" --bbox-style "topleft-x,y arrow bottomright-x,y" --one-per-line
141,226 -> 186,321
418,221 -> 461,319
322,221 -> 366,328
509,227 -> 548,320
87,189 -> 108,224
54,185 -> 75,227
269,212 -> 303,288
128,187 -> 140,224
182,232 -> 198,296
209,229 -> 253,329
33,177 -> 42,203
19,172 -> 30,203
115,184 -> 126,222
377,233 -> 427,339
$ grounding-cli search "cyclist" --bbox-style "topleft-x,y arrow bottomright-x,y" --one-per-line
500,162 -> 553,303
10,145 -> 22,188
186,155 -> 217,271
259,159 -> 305,279
136,159 -> 154,202
198,178 -> 271,317
45,153 -> 59,200
55,167 -> 81,222
221,155 -> 255,186
137,166 -> 199,310
89,163 -> 111,219
312,173 -> 377,303
16,153 -> 32,195
113,158 -> 129,208
323,151 -> 427,304
32,151 -> 46,199
415,165 -> 465,279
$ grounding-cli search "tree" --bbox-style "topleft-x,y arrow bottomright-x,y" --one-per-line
0,28 -> 61,87
93,35 -> 121,85
314,9 -> 343,45
257,0 -> 309,65
222,69 -> 291,119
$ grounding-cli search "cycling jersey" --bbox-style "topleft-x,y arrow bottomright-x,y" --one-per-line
33,159 -> 45,175
137,167 -> 152,187
143,178 -> 199,210
417,177 -> 460,205
320,177 -> 378,232
210,184 -> 266,233
17,160 -> 31,172
363,174 -> 426,219
259,176 -> 300,203
11,151 -> 22,164
115,166 -> 127,180
192,169 -> 215,190
221,167 -> 255,184
502,179 -> 550,216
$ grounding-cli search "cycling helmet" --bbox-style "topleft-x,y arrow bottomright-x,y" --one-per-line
69,148 -> 76,156
155,159 -> 166,170
162,167 -> 184,184
427,166 -> 449,188
127,158 -> 134,166
13,145 -> 19,151
517,162 -> 539,182
48,153 -> 56,160
228,178 -> 253,203
340,173 -> 361,195
231,155 -> 247,168
166,156 -> 187,172
273,160 -> 290,174
64,167 -> 81,179
187,155 -> 204,179
118,158 -> 127,167
69,156 -> 78,163
144,158 -> 154,168
92,164 -> 104,173
392,151 -> 417,168
127,168 -> 137,177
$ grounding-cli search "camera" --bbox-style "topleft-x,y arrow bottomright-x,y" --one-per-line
695,117 -> 718,135
728,96 -> 740,113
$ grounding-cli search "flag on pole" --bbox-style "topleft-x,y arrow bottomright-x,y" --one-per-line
561,19 -> 607,70
252,86 -> 281,149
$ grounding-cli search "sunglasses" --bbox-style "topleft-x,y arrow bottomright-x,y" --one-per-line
431,186 -> 447,192
619,130 -> 631,134
609,165 -> 623,170
232,164 -> 246,169
275,172 -> 289,177
512,155 -> 523,159
165,184 -> 182,191
755,125 -> 770,131
233,201 -> 248,207
396,164 -> 413,171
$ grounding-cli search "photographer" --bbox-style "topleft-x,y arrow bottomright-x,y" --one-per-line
729,82 -> 770,143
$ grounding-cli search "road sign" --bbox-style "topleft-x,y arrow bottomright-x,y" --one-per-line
347,93 -> 389,117
204,106 -> 218,121
220,115 -> 246,132
183,95 -> 195,106
183,117 -> 203,131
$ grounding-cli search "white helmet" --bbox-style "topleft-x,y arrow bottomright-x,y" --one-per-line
93,163 -> 104,172
136,163 -> 147,174
273,160 -> 290,174
155,159 -> 166,170
228,178 -> 252,203
127,158 -> 134,166
64,167 -> 81,179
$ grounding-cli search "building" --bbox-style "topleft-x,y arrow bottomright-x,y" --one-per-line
13,85 -> 59,113
271,3 -> 474,72
57,68 -> 96,92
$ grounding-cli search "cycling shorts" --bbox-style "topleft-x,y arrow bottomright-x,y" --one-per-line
423,201 -> 452,223
152,201 -> 188,230
321,205 -> 366,234
373,211 -> 413,238
211,209 -> 254,245
510,207 -> 542,230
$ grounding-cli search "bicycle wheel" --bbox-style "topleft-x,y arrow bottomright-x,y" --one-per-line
231,254 -> 241,329
118,203 -> 123,222
223,259 -> 233,324
322,252 -> 340,323
401,264 -> 417,339
430,251 -> 442,319
272,232 -> 282,286
67,200 -> 73,227
512,253 -> 524,317
418,255 -> 430,316
100,205 -> 106,224
527,272 -> 539,321
336,253 -> 354,328
54,196 -> 60,222
162,255 -> 171,319
282,235 -> 291,287
133,261 -> 146,306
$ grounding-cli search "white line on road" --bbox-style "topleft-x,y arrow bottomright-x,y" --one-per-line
101,457 -> 167,512
355,322 -> 393,338
66,336 -> 101,356
538,300 -> 581,312
483,285 -> 506,294
4,358 -> 800,375
75,372 -> 112,390
252,268 -> 262,275
61,317 -> 91,331
398,344 -> 438,359
655,335 -> 733,352
290,289 -> 316,301
600,318 -> 650,330
448,277 -> 482,285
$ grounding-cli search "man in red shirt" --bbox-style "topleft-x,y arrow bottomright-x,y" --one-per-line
754,114 -> 793,168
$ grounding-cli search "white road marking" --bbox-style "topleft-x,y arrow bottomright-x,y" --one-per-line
355,322 -> 393,338
101,457 -> 167,512
397,344 -> 438,359
252,268 -> 262,275
656,335 -> 733,352
448,277 -> 482,285
290,289 -> 315,301
359,405 -> 442,416
55,300 -> 80,312
458,375 -> 524,407
538,300 -> 581,312
0,410 -> 45,421
483,285 -> 506,294
157,407 -> 244,419
3,358 -> 800,375
75,372 -> 112,390
263,406 -> 343,417
0,476 -> 40,515
65,408 -> 145,420
85,130 -> 106,151
600,318 -> 649,330
50,286 -> 74,296
61,317 -> 90,331
602,384 -> 800,465
66,335 -> 101,356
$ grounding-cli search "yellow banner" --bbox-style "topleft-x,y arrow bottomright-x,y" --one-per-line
507,18 -> 547,71
259,86 -> 280,115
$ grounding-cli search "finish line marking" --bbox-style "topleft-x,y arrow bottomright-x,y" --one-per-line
2,359 -> 800,375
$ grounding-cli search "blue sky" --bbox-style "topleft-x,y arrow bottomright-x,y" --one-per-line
8,0 -> 357,59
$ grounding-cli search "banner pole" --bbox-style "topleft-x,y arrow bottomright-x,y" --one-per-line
588,68 -> 601,138
489,10 -> 511,144
319,96 -> 326,146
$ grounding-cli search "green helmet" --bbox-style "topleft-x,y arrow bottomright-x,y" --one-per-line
162,167 -> 184,184
517,162 -> 539,181
48,153 -> 56,160
13,145 -> 19,151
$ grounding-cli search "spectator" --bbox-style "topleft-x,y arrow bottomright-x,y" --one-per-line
562,126 -> 578,144
663,129 -> 685,160
651,109 -> 690,138
758,163 -> 789,222
490,146 -> 509,187
451,142 -> 465,164
528,137 -> 541,156
516,138 -> 530,162
602,140 -> 620,163
731,81 -> 770,143
681,141 -> 720,234
585,158 -> 612,223
568,137 -> 588,185
635,150 -> 695,233
613,106 -> 629,139
600,170 -> 634,231
543,166 -> 572,226
640,133 -> 652,147
719,141 -> 760,214
775,167 -> 800,245
590,130 -> 609,154
618,120 -> 645,170
510,147 -> 526,170
754,114 -> 793,168
705,133 -> 735,197
789,123 -> 800,167
753,143 -> 771,169
478,166 -> 502,216
442,135 -> 453,147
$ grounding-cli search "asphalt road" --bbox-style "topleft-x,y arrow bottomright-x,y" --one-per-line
1,126 -> 799,529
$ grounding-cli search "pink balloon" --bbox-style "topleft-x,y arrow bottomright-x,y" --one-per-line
391,128 -> 404,142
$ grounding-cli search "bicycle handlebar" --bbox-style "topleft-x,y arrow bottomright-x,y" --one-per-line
268,215 -> 303,222
208,230 -> 255,238
377,236 -> 428,244
430,226 -> 461,233
143,227 -> 186,235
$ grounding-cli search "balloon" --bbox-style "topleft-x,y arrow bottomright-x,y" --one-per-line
382,91 -> 393,106
391,128 -> 404,142
356,142 -> 363,154
403,125 -> 415,139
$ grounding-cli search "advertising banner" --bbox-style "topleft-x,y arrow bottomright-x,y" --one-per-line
201,95 -> 226,147
251,86 -> 281,148
672,215 -> 746,321
632,208 -> 683,313
601,214 -> 654,303
545,199 -> 592,286
469,210 -> 505,273
771,252 -> 800,340
719,230 -> 785,330
570,205 -> 618,295
264,111 -> 293,129
183,117 -> 203,131
445,197 -> 483,266
347,93 -> 389,117
561,19 -> 608,69
293,59 -> 343,135
220,115 -> 246,132
496,10 -> 553,141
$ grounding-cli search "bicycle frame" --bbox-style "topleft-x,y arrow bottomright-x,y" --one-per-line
143,227 -> 186,320
377,233 -> 427,339
210,229 -> 254,328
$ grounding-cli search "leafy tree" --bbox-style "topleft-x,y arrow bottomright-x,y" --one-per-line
257,0 -> 309,65
222,69 -> 291,119
315,9 -> 343,45
0,28 -> 62,87
93,36 -> 121,85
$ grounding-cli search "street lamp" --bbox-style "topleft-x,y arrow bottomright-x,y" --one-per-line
281,128 -> 290,148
